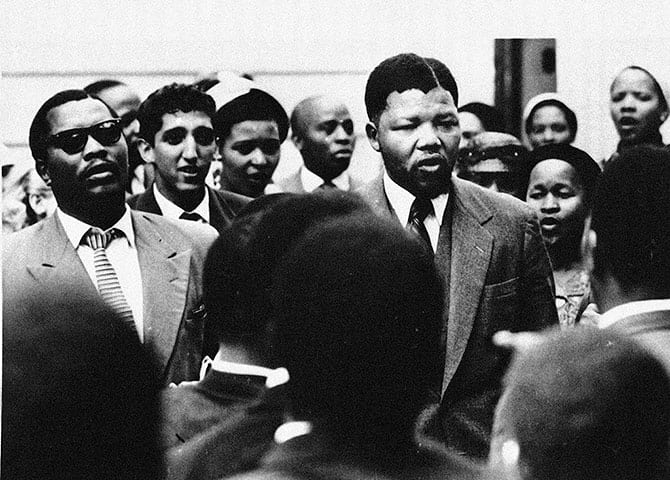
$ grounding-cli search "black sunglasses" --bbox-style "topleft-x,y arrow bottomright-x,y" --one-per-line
48,119 -> 123,155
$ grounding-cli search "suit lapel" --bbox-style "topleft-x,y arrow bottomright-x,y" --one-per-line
133,211 -> 192,372
441,180 -> 493,394
207,187 -> 234,232
26,215 -> 99,298
135,187 -> 162,215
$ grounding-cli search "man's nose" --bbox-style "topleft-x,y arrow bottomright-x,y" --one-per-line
334,124 -> 353,143
249,148 -> 268,166
182,135 -> 198,160
541,194 -> 559,211
82,134 -> 108,159
416,123 -> 440,150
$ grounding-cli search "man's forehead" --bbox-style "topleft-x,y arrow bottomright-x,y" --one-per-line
159,110 -> 213,130
46,98 -> 113,134
383,87 -> 456,116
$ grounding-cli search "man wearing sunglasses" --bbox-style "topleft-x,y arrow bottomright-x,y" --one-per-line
211,87 -> 289,198
4,88 -> 218,385
129,84 -> 250,232
275,96 -> 356,192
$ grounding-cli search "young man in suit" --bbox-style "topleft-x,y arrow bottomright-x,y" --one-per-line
129,83 -> 250,232
586,146 -> 670,371
4,89 -> 217,384
275,95 -> 356,192
354,53 -> 557,458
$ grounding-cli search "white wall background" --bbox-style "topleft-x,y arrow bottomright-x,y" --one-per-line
2,0 -> 669,170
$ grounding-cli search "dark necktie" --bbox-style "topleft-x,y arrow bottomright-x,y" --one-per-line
179,211 -> 205,222
318,181 -> 337,191
82,228 -> 138,337
407,197 -> 434,253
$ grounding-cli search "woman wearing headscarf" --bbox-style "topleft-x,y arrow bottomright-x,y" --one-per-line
522,93 -> 578,150
605,65 -> 669,168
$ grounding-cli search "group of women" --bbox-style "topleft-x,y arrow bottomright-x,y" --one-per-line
464,65 -> 669,327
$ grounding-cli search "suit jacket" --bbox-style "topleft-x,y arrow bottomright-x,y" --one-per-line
227,429 -> 485,480
161,370 -> 286,480
127,185 -> 250,233
2,210 -> 218,385
273,167 -> 350,194
353,174 -> 557,458
607,309 -> 670,374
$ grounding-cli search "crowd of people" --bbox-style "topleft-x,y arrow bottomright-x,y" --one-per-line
3,52 -> 670,480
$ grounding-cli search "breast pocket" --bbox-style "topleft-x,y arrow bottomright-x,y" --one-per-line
480,277 -> 519,333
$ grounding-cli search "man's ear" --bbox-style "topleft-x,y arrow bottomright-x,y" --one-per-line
35,159 -> 51,187
137,138 -> 155,164
366,122 -> 380,152
291,133 -> 303,151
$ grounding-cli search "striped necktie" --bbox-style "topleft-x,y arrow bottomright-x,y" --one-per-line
407,197 -> 434,254
83,228 -> 138,337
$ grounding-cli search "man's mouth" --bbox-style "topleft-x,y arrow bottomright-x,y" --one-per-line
618,116 -> 638,129
416,155 -> 445,172
84,163 -> 118,184
178,165 -> 200,176
540,217 -> 560,231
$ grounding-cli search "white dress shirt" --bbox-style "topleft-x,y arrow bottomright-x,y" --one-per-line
383,170 -> 448,252
300,166 -> 350,192
598,299 -> 670,329
57,207 -> 144,342
153,184 -> 210,223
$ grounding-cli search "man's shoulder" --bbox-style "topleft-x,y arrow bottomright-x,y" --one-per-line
3,216 -> 55,258
131,210 -> 218,250
452,177 -> 534,222
210,187 -> 252,211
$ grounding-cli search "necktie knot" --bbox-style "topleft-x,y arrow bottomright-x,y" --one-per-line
180,211 -> 204,222
318,181 -> 337,191
83,228 -> 122,250
409,197 -> 434,223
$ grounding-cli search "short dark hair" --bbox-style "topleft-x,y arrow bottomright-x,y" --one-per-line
213,88 -> 289,143
365,53 -> 459,123
591,146 -> 670,293
495,328 -> 670,480
524,98 -> 578,142
527,144 -> 600,205
84,79 -> 125,96
458,102 -> 506,132
3,287 -> 161,479
29,89 -> 116,162
270,212 -> 443,445
137,83 -> 216,146
203,193 -> 296,344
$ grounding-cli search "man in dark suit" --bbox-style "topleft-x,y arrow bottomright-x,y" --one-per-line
353,53 -> 557,458
129,83 -> 249,232
231,204 -> 484,480
585,146 -> 670,372
160,195 -> 292,480
274,96 -> 356,193
3,89 -> 217,384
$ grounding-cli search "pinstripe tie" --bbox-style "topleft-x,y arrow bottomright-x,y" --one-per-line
407,197 -> 434,254
83,228 -> 137,336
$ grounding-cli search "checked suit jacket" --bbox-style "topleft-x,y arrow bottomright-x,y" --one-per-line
353,174 -> 558,458
2,210 -> 218,385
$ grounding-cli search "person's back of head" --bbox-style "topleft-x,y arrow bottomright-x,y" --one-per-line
590,146 -> 670,298
490,328 -> 670,480
270,211 -> 443,452
2,287 -> 162,480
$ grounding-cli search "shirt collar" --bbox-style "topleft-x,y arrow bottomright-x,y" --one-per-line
199,356 -> 289,388
598,299 -> 670,329
273,421 -> 313,444
153,183 -> 210,223
300,166 -> 350,192
57,206 -> 136,249
382,170 -> 448,225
